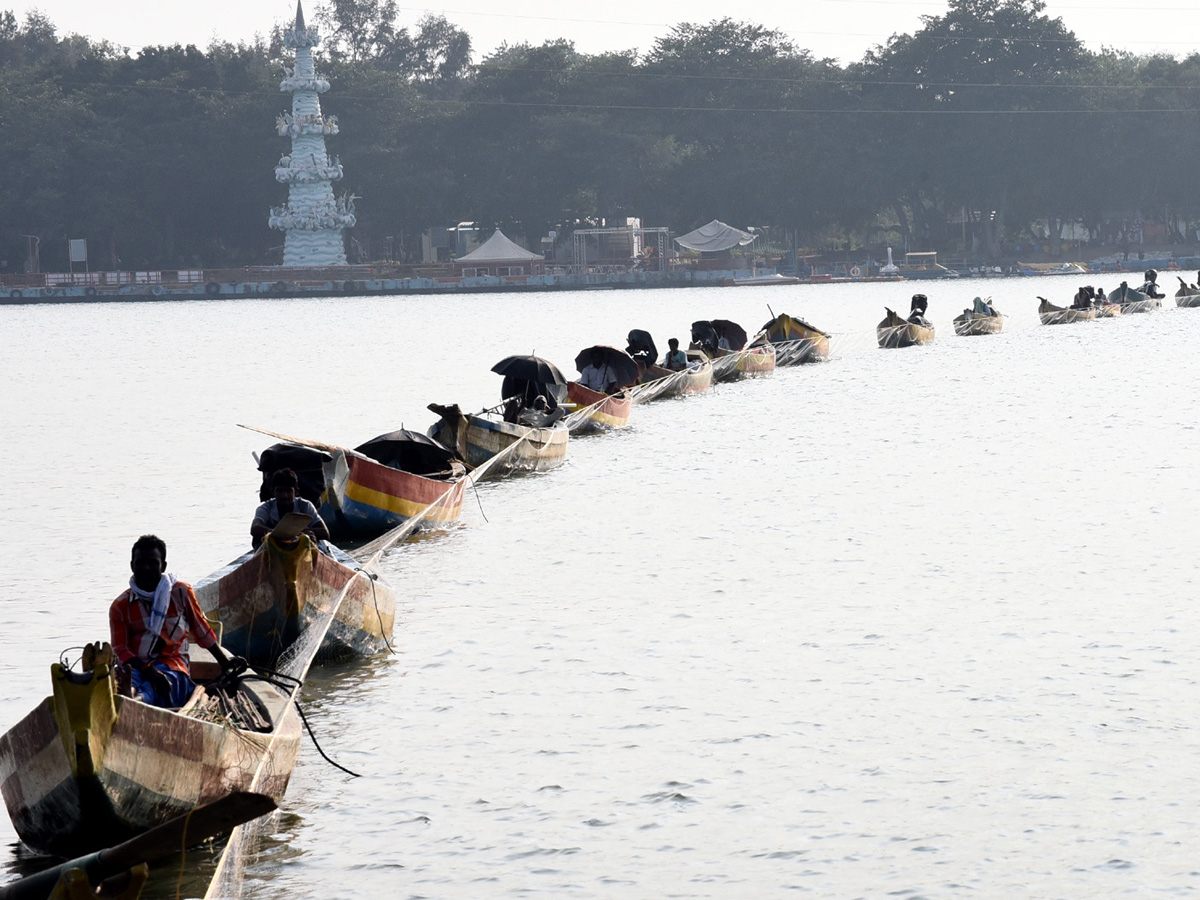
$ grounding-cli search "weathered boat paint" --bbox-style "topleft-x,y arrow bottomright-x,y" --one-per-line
761,313 -> 830,364
952,311 -> 1004,336
565,382 -> 632,433
195,535 -> 395,666
321,448 -> 466,539
877,308 -> 935,347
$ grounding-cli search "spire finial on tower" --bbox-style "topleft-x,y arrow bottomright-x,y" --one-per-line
295,0 -> 305,31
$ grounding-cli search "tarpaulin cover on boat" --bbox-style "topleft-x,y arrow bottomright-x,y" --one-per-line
674,220 -> 757,252
354,429 -> 459,475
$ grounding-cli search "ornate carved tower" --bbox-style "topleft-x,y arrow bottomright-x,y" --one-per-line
268,1 -> 355,266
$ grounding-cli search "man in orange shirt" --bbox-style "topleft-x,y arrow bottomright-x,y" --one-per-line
109,534 -> 243,707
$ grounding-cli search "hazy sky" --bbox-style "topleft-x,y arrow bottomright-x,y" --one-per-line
12,0 -> 1200,64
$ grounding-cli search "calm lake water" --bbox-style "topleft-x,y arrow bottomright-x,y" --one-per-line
2,276 -> 1199,898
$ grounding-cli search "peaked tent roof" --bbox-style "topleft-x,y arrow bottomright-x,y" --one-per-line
674,220 -> 757,252
458,229 -> 544,262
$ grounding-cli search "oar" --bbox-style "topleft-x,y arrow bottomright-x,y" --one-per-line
237,423 -> 343,454
0,792 -> 276,900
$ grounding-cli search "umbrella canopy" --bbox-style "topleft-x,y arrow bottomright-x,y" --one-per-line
625,329 -> 658,365
491,354 -> 567,386
353,428 -> 458,474
691,320 -> 719,351
573,345 -> 639,388
500,374 -> 568,408
710,319 -> 748,350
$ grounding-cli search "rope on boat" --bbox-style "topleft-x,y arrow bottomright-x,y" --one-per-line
240,668 -> 361,777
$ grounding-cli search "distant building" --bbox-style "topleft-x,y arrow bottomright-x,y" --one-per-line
454,230 -> 544,276
422,223 -> 483,263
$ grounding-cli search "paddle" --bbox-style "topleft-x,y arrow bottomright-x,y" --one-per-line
0,792 -> 276,900
271,511 -> 314,542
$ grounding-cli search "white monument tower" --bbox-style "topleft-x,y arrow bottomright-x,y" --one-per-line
268,1 -> 355,266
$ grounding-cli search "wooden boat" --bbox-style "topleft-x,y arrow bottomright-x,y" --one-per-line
195,533 -> 397,667
0,644 -> 300,858
710,345 -> 776,382
252,428 -> 467,542
428,404 -> 568,475
630,354 -> 713,404
1038,297 -> 1096,325
760,312 -> 830,364
0,791 -> 275,900
564,382 -> 632,433
876,308 -> 935,347
1109,282 -> 1161,313
1094,300 -> 1122,318
1175,278 -> 1200,307
952,310 -> 1003,336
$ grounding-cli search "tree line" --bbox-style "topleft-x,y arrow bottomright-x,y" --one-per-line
2,0 -> 1199,272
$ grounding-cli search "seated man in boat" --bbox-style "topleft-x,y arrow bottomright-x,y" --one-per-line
1095,286 -> 1107,303
578,349 -> 618,394
1070,286 -> 1093,309
1140,269 -> 1164,298
662,338 -> 689,371
251,467 -> 330,549
110,534 -> 244,707
907,294 -> 930,325
971,296 -> 996,317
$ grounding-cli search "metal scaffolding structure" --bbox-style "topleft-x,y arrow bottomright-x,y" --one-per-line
572,226 -> 670,274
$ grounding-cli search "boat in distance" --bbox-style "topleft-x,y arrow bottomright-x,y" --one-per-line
1175,277 -> 1200,307
760,312 -> 830,365
710,344 -> 776,382
195,532 -> 397,667
1037,297 -> 1096,325
877,308 -> 935,348
428,404 -> 569,475
252,429 -> 467,543
1109,281 -> 1162,314
952,310 -> 1004,336
564,382 -> 632,433
630,353 -> 713,404
0,644 -> 300,857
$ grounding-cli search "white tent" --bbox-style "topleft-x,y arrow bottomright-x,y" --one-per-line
457,229 -> 543,262
674,220 -> 757,253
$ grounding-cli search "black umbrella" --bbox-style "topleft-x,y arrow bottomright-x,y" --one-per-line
691,320 -> 719,352
491,354 -> 567,386
710,319 -> 749,350
353,429 -> 458,475
625,329 -> 658,365
573,345 -> 640,388
501,374 -> 568,408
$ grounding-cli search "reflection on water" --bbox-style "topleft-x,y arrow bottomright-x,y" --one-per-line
3,278 -> 1200,897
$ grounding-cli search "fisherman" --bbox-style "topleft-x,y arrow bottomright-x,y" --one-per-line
971,296 -> 995,316
110,534 -> 244,707
1071,286 -> 1093,310
578,349 -> 618,393
1140,268 -> 1164,299
908,293 -> 930,325
1095,286 -> 1107,303
251,467 -> 330,549
662,338 -> 688,371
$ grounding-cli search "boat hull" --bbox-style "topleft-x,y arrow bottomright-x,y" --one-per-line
1094,302 -> 1122,318
1177,291 -> 1200,307
1038,299 -> 1096,325
0,662 -> 300,857
952,313 -> 1003,336
195,536 -> 397,666
631,360 -> 714,403
762,313 -> 830,364
565,382 -> 632,433
317,449 -> 465,541
877,310 -> 935,348
711,346 -> 776,382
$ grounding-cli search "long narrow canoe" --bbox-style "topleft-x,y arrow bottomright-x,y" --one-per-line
630,356 -> 714,404
564,382 -> 632,433
0,645 -> 300,857
877,308 -> 935,347
710,345 -> 776,382
1094,301 -> 1122,318
1110,282 -> 1161,313
952,311 -> 1003,336
1038,297 -> 1096,325
761,313 -> 830,364
195,534 -> 396,667
254,433 -> 467,543
428,404 -> 568,475
1175,284 -> 1200,308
